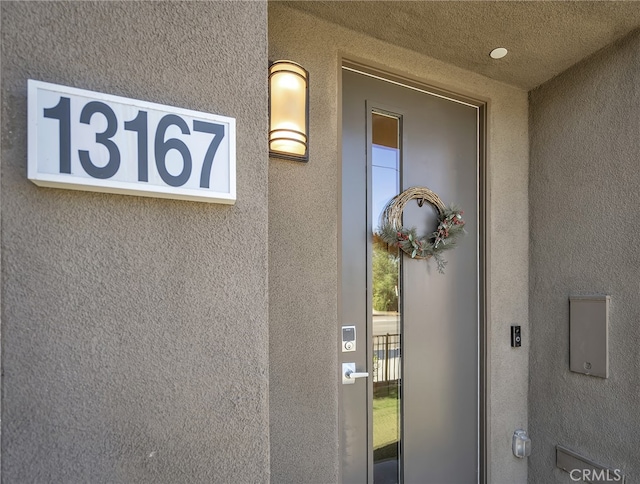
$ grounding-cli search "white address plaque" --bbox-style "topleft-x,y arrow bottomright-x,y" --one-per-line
28,80 -> 236,204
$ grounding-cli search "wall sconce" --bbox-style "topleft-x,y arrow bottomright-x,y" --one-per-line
269,60 -> 309,162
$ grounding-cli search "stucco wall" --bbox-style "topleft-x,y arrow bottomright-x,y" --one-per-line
529,30 -> 640,483
1,2 -> 269,482
268,5 -> 529,483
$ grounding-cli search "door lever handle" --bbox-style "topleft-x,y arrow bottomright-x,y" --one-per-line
342,362 -> 369,384
346,370 -> 369,379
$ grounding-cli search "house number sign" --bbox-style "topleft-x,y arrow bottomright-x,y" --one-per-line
28,80 -> 236,204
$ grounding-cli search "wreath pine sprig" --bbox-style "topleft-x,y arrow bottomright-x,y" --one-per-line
377,187 -> 466,274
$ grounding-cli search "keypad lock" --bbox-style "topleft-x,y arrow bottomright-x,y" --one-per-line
342,325 -> 356,352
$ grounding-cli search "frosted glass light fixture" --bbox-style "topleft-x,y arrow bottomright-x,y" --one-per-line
269,60 -> 309,162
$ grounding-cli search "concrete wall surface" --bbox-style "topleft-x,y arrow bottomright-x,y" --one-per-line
268,4 -> 529,483
1,2 -> 269,483
529,30 -> 640,484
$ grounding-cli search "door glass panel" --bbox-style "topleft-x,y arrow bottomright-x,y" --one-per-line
371,112 -> 401,484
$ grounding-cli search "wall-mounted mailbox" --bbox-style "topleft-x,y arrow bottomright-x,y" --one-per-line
556,445 -> 625,483
569,295 -> 610,378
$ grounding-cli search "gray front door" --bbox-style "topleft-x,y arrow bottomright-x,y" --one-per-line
340,66 -> 482,484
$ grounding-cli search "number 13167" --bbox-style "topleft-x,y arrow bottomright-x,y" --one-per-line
28,80 -> 236,204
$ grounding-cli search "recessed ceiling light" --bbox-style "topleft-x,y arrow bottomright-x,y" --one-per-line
490,47 -> 508,59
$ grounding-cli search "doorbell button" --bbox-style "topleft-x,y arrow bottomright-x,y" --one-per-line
511,325 -> 522,347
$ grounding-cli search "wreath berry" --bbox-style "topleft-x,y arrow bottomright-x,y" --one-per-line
378,187 -> 465,274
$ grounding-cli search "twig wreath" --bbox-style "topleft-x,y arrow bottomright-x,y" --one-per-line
378,187 -> 465,274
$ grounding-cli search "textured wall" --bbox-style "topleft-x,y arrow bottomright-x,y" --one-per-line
268,5 -> 529,483
529,30 -> 640,483
1,2 -> 269,483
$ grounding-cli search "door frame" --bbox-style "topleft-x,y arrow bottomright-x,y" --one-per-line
337,59 -> 490,484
